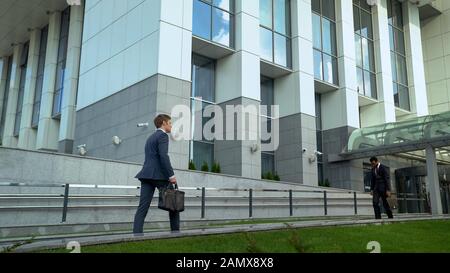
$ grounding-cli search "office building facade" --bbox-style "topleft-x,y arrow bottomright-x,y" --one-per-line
0,0 -> 440,192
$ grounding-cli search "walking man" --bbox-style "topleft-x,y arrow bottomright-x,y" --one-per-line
133,114 -> 180,234
370,157 -> 394,219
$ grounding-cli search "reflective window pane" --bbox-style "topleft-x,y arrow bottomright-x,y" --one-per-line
260,0 -> 273,28
322,18 -> 336,55
393,83 -> 399,107
260,27 -> 274,62
313,13 -> 322,49
394,28 -> 405,55
212,8 -> 231,46
396,54 -> 408,85
274,0 -> 290,36
274,33 -> 289,67
192,0 -> 211,40
398,85 -> 410,111
355,35 -> 362,67
261,153 -> 275,175
314,49 -> 323,80
322,0 -> 335,21
261,77 -> 274,117
191,141 -> 214,172
370,72 -> 377,99
390,52 -> 397,82
360,10 -> 373,39
322,53 -> 334,84
193,0 -> 212,40
356,67 -> 364,94
312,0 -> 320,13
360,0 -> 371,11
213,0 -> 232,11
389,26 -> 395,50
192,54 -> 215,102
393,0 -> 403,27
353,6 -> 361,35
362,37 -> 375,71
363,70 -> 372,97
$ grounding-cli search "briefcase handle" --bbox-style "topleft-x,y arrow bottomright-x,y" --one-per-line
167,183 -> 179,190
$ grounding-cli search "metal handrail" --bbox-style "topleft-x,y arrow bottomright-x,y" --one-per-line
0,181 -> 367,223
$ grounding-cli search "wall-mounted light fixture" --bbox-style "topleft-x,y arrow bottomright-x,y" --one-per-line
112,136 -> 122,145
77,144 -> 87,156
250,144 -> 259,154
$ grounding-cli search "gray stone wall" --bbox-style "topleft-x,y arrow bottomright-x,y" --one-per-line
275,113 -> 318,186
322,126 -> 364,191
215,97 -> 261,179
74,74 -> 190,170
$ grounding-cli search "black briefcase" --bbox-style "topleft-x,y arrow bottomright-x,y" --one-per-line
158,184 -> 185,212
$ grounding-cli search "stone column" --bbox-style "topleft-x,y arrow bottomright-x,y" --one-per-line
36,12 -> 61,152
274,0 -> 318,186
2,45 -> 24,148
360,0 -> 397,126
426,146 -> 443,215
18,29 -> 41,150
321,0 -> 363,191
215,0 -> 261,179
404,0 -> 429,118
59,3 -> 84,153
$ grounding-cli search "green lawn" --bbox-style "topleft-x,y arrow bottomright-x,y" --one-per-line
41,220 -> 450,253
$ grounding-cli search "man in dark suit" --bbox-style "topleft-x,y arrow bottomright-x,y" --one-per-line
133,114 -> 180,234
370,157 -> 394,219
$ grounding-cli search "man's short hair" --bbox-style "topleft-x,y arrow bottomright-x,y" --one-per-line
370,157 -> 378,163
154,114 -> 171,128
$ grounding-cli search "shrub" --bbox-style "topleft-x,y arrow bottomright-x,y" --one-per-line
201,161 -> 209,172
188,160 -> 197,171
211,162 -> 221,173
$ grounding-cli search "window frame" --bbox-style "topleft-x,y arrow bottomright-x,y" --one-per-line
312,0 -> 339,86
52,7 -> 70,119
259,0 -> 292,68
387,0 -> 410,111
32,26 -> 49,128
353,0 -> 377,99
14,42 -> 30,137
193,0 -> 235,48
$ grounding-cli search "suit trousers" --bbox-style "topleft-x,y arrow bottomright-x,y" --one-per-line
133,179 -> 180,234
373,190 -> 394,219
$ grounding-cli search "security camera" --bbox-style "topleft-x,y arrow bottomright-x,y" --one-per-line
315,151 -> 323,156
77,144 -> 87,156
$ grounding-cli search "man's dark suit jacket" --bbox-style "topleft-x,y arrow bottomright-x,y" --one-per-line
370,164 -> 391,192
135,129 -> 174,181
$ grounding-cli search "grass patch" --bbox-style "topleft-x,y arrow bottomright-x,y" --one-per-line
39,220 -> 450,253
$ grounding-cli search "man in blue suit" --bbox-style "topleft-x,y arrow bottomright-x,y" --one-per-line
133,114 -> 180,234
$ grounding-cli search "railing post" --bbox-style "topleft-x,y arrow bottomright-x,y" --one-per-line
354,192 -> 358,215
249,189 -> 253,218
324,191 -> 328,216
289,190 -> 293,216
201,187 -> 206,219
61,184 -> 70,223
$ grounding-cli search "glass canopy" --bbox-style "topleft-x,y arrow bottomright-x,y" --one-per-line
348,111 -> 450,153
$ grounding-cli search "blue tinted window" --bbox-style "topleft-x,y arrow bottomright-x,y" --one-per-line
212,8 -> 231,47
193,0 -> 212,40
